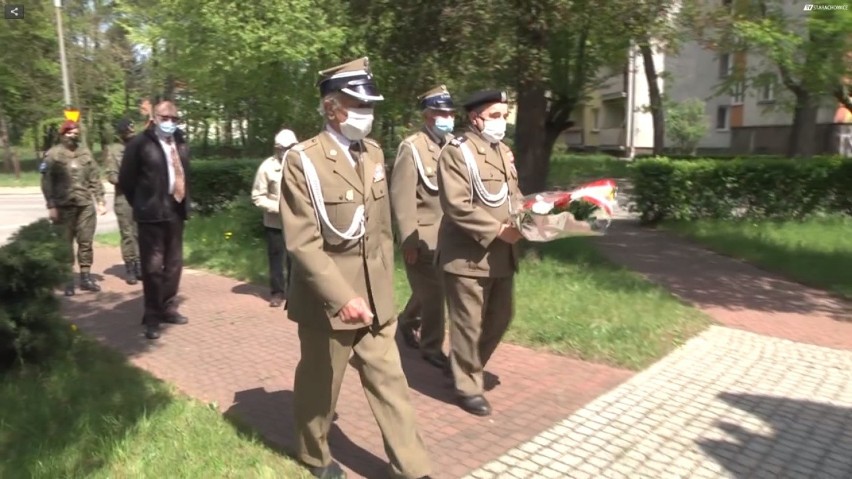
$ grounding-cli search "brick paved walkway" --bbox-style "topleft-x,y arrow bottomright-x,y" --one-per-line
466,326 -> 852,479
63,246 -> 631,479
595,219 -> 852,348
65,211 -> 852,478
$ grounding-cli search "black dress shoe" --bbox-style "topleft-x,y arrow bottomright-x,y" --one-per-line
306,460 -> 346,479
458,395 -> 492,416
422,352 -> 449,370
269,293 -> 284,308
164,314 -> 188,325
145,325 -> 161,340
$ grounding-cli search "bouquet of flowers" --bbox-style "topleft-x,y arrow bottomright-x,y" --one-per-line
510,179 -> 618,242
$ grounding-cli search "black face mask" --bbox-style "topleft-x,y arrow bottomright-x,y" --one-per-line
63,136 -> 79,147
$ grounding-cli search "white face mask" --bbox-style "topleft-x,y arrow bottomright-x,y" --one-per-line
340,107 -> 374,141
479,117 -> 507,143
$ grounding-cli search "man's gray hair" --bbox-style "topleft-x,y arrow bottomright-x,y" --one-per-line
317,93 -> 343,118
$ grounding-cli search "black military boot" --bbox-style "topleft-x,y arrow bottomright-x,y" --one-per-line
64,279 -> 76,297
133,260 -> 143,281
79,272 -> 101,292
124,261 -> 138,285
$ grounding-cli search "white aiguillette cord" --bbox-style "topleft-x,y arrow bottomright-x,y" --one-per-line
401,141 -> 439,192
458,142 -> 509,208
297,150 -> 366,241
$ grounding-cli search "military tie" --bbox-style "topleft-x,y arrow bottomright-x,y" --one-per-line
349,142 -> 364,182
166,137 -> 186,203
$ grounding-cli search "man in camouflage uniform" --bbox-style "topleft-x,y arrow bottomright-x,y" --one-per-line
105,118 -> 142,285
41,120 -> 108,296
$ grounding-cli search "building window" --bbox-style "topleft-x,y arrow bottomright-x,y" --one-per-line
759,77 -> 776,102
716,105 -> 730,131
718,53 -> 732,78
591,108 -> 600,131
731,81 -> 745,105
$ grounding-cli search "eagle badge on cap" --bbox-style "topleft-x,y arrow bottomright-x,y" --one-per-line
373,164 -> 385,182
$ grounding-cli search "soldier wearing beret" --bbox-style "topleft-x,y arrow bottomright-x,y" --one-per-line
390,85 -> 456,369
280,57 -> 432,479
435,90 -> 524,416
105,118 -> 142,285
41,120 -> 108,296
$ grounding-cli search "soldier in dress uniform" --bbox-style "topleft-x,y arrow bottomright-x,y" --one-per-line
280,57 -> 432,479
41,120 -> 108,296
435,90 -> 524,417
390,85 -> 456,368
105,118 -> 142,285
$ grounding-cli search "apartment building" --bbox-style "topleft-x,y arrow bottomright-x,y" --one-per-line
564,2 -> 851,156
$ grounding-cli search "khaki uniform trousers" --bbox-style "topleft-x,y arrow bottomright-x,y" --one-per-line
293,320 -> 431,478
399,252 -> 445,356
442,273 -> 514,398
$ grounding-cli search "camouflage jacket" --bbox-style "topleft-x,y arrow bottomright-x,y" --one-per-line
40,144 -> 105,208
104,141 -> 125,193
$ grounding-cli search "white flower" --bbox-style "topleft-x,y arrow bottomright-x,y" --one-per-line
531,200 -> 554,215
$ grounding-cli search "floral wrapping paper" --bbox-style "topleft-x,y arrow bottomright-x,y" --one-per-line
510,179 -> 618,242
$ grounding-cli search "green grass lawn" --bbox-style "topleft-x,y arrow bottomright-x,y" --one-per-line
0,337 -> 307,479
97,200 -> 708,370
665,215 -> 852,300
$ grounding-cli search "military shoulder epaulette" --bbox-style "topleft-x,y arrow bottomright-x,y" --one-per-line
292,137 -> 319,152
449,136 -> 467,146
363,138 -> 381,148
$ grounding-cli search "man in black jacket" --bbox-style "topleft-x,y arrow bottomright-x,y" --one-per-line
119,100 -> 191,340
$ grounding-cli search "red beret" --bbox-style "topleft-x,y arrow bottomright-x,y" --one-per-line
59,120 -> 78,135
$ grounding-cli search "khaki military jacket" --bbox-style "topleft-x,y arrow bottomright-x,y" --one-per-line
280,130 -> 395,331
41,143 -> 105,209
436,127 -> 522,278
389,127 -> 450,255
105,141 -> 125,191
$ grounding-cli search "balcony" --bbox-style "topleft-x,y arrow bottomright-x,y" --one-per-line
598,128 -> 625,148
599,68 -> 627,101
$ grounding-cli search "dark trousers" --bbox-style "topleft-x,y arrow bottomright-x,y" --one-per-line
138,217 -> 185,326
265,226 -> 290,296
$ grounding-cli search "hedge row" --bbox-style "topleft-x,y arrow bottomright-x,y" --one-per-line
190,158 -> 261,215
632,156 -> 852,223
0,220 -> 74,370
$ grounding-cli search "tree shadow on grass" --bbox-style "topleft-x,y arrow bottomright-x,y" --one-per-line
591,219 -> 851,322
0,340 -> 172,478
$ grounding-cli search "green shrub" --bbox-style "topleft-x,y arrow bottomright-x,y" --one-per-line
0,219 -> 74,370
190,158 -> 261,215
632,156 -> 852,224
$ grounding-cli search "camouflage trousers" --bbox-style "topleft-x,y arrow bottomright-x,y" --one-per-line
58,203 -> 97,273
114,194 -> 139,262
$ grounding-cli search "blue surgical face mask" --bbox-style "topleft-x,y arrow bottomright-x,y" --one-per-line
158,120 -> 177,136
433,116 -> 455,135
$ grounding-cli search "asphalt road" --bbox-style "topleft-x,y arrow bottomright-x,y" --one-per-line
0,188 -> 119,245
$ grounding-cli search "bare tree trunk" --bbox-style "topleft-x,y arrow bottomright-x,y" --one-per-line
787,91 -> 818,158
514,82 -> 550,194
639,42 -> 665,156
0,105 -> 21,179
202,120 -> 210,155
